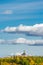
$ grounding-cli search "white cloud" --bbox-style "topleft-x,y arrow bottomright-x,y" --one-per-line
2,23 -> 43,36
0,38 -> 43,45
2,10 -> 13,14
15,52 -> 21,56
15,38 -> 26,43
0,39 -> 5,44
15,38 -> 35,44
3,26 -> 16,32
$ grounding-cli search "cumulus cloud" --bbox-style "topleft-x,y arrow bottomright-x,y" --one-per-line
2,26 -> 16,32
0,38 -> 43,45
1,23 -> 43,36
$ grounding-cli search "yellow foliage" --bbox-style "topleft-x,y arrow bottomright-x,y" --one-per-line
0,56 -> 43,65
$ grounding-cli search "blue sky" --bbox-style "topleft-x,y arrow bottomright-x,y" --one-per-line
0,0 -> 43,28
0,0 -> 43,57
0,0 -> 43,39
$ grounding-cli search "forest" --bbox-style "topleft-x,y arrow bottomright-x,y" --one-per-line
0,56 -> 43,65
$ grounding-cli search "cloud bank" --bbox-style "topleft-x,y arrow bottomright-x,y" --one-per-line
1,23 -> 43,36
0,38 -> 43,46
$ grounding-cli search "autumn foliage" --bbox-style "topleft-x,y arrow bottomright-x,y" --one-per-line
0,56 -> 43,65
